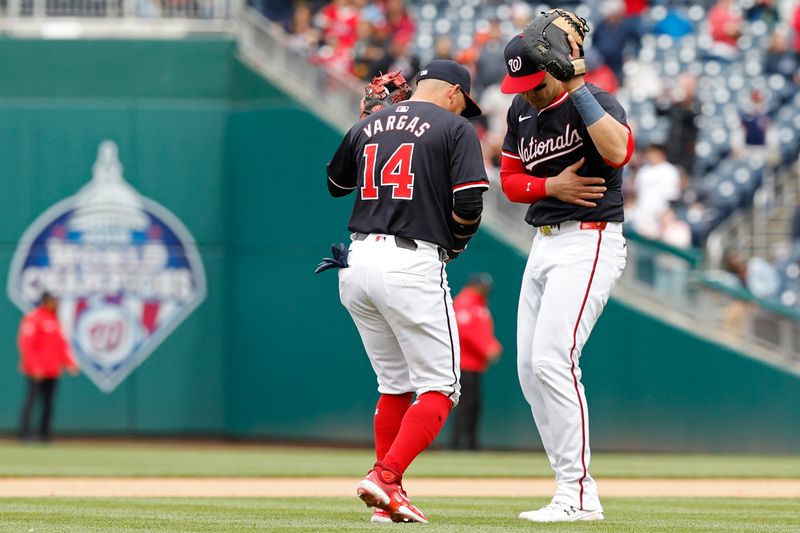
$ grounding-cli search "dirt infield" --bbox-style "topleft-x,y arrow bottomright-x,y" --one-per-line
0,477 -> 797,498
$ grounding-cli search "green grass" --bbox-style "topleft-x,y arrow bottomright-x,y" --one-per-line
0,441 -> 799,478
0,497 -> 798,532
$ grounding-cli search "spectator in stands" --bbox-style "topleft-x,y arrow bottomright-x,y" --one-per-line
745,0 -> 779,29
433,35 -> 454,61
715,249 -> 778,299
707,0 -> 743,61
734,89 -> 770,159
654,204 -> 693,297
288,3 -> 322,54
386,34 -> 420,82
584,49 -> 619,94
450,274 -> 502,451
384,0 -> 415,43
315,0 -> 359,51
764,28 -> 798,83
352,17 -> 390,79
631,143 -> 681,238
794,3 -> 800,61
721,249 -> 749,288
510,2 -> 534,33
718,249 -> 752,331
479,82 -> 514,175
656,72 -> 699,174
624,0 -> 648,20
475,20 -> 507,93
593,0 -> 642,81
652,3 -> 693,40
480,82 -> 514,138
18,293 -> 78,443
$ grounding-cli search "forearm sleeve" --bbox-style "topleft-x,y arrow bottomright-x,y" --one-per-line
450,187 -> 484,252
452,187 -> 484,221
500,153 -> 548,203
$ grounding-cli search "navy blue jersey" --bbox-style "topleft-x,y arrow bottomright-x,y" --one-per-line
502,84 -> 628,226
327,101 -> 489,249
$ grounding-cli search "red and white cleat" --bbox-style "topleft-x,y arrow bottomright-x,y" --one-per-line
370,508 -> 394,523
357,469 -> 428,524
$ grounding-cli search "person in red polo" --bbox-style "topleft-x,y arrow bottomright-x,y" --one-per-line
18,292 -> 78,442
450,273 -> 502,450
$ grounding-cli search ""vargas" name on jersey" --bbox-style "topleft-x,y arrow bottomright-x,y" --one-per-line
519,123 -> 584,171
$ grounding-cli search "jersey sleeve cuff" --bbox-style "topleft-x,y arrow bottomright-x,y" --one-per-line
328,176 -> 356,190
453,181 -> 490,192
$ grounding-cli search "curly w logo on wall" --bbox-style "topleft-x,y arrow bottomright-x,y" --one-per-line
7,141 -> 207,393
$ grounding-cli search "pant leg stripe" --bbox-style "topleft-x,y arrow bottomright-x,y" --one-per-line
439,261 -> 458,400
569,230 -> 603,509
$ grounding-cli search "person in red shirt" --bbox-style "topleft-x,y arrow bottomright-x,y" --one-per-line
793,3 -> 800,59
708,0 -> 743,60
18,292 -> 78,442
451,274 -> 502,450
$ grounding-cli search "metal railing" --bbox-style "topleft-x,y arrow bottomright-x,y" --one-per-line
707,150 -> 800,268
484,188 -> 800,374
237,7 -> 362,133
0,0 -> 238,36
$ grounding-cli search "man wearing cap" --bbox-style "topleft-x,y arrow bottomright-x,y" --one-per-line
498,11 -> 633,523
325,59 -> 489,524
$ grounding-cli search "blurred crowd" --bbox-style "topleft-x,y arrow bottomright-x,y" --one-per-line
256,0 -> 800,308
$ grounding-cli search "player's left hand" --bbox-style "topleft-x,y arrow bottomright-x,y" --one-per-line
561,35 -> 586,94
445,248 -> 465,262
314,243 -> 350,274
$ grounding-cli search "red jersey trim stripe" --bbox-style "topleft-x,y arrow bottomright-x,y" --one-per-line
539,91 -> 569,114
453,181 -> 490,192
502,151 -> 521,160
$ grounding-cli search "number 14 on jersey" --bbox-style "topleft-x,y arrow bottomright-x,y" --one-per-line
361,143 -> 416,200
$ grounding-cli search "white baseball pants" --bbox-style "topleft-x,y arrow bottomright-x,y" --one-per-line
517,222 -> 626,512
338,234 -> 461,406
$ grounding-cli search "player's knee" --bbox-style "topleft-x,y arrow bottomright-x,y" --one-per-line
531,358 -> 569,382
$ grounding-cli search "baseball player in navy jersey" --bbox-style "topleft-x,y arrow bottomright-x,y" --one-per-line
498,10 -> 633,522
324,60 -> 489,524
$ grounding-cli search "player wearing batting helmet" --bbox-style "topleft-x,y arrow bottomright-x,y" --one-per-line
323,60 -> 488,524
499,9 -> 633,522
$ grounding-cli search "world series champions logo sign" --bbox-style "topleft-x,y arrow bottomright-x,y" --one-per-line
7,141 -> 207,393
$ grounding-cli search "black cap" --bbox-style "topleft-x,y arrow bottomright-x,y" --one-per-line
416,59 -> 482,118
500,34 -> 547,94
467,272 -> 494,289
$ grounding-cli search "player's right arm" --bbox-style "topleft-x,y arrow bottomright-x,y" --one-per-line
326,129 -> 358,197
500,101 -> 606,207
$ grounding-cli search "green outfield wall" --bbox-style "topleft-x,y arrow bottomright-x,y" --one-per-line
0,39 -> 797,452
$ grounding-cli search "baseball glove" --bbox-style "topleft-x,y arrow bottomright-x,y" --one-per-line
522,9 -> 590,82
360,71 -> 412,119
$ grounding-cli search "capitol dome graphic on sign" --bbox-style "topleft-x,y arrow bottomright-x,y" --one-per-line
7,141 -> 207,393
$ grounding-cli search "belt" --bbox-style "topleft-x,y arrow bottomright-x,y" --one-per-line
353,232 -> 448,261
536,221 -> 621,236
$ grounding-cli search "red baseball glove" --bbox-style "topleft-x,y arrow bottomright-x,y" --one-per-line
360,71 -> 412,119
